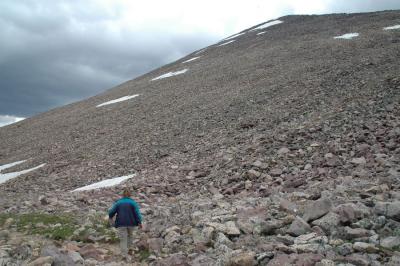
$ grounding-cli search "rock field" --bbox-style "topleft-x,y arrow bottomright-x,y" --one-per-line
1,10 -> 400,266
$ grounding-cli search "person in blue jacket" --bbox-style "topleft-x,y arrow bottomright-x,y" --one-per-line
109,188 -> 143,259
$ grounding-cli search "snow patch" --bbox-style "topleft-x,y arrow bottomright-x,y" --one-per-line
71,174 -> 135,192
218,40 -> 235,47
97,95 -> 139,107
182,56 -> 201,64
384,25 -> 400,30
0,115 -> 25,127
257,31 -> 266,35
0,163 -> 46,184
334,33 -> 359,39
0,160 -> 26,172
152,69 -> 188,81
250,20 -> 283,31
224,32 -> 245,41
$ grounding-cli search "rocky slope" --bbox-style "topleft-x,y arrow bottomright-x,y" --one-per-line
1,10 -> 400,266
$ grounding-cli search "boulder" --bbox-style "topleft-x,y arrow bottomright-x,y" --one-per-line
352,242 -> 379,253
374,201 -> 400,221
334,203 -> 364,224
343,227 -> 372,240
41,245 -> 75,266
225,251 -> 256,266
303,198 -> 332,222
311,212 -> 340,234
287,217 -> 312,236
27,256 -> 54,266
380,236 -> 400,249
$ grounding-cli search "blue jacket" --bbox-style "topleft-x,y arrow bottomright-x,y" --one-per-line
108,197 -> 142,227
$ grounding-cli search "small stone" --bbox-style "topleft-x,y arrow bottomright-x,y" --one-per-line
245,180 -> 252,190
3,218 -> 13,228
226,251 -> 256,266
277,147 -> 290,155
343,227 -> 372,240
316,259 -> 335,266
270,168 -> 283,177
27,256 -> 54,266
336,243 -> 353,256
224,221 -> 240,236
352,242 -> 378,253
351,157 -> 367,165
287,217 -> 312,237
247,169 -> 261,179
252,161 -> 268,169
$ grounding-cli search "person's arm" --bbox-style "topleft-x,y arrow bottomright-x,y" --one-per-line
132,201 -> 143,227
108,201 -> 118,224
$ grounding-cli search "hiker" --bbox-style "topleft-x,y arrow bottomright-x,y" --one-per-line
108,188 -> 143,260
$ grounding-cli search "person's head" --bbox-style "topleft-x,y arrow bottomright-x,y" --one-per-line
122,188 -> 131,198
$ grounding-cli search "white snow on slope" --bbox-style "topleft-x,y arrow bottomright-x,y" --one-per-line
152,69 -> 188,81
224,32 -> 245,41
71,174 -> 135,192
97,95 -> 139,107
218,40 -> 235,47
0,163 -> 46,184
182,57 -> 201,64
384,25 -> 400,30
334,33 -> 359,39
257,31 -> 266,35
0,115 -> 25,128
0,160 -> 26,172
250,20 -> 283,31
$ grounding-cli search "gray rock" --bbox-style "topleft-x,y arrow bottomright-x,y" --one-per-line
336,243 -> 353,256
10,244 -> 31,261
303,198 -> 332,222
312,211 -> 340,234
352,242 -> 379,253
270,168 -> 283,177
277,147 -> 290,155
374,201 -> 400,221
27,256 -> 54,266
224,221 -> 240,236
287,216 -> 312,236
334,203 -> 365,224
254,220 -> 281,236
380,236 -> 400,249
351,157 -> 367,165
343,227 -> 372,240
41,245 -> 75,266
226,251 -> 256,266
387,255 -> 400,266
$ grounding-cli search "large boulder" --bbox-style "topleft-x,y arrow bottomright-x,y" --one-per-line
303,198 -> 332,222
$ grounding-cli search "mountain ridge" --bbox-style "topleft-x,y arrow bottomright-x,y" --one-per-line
0,10 -> 400,265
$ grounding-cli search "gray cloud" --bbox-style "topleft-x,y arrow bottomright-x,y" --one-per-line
0,0 -> 217,117
0,0 -> 399,118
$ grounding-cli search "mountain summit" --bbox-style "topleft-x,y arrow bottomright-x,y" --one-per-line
1,10 -> 400,265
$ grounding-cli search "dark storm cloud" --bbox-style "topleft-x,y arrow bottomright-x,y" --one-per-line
0,0 -> 399,118
0,0 -> 216,117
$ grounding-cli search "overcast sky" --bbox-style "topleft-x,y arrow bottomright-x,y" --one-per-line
0,0 -> 399,127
